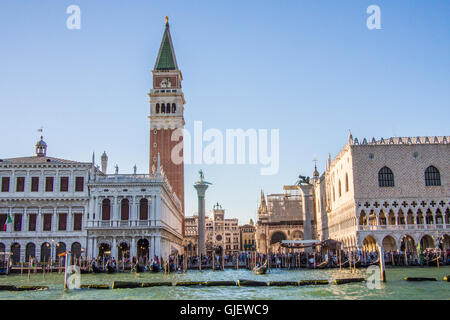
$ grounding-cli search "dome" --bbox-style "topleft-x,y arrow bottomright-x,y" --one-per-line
35,136 -> 47,157
36,136 -> 47,147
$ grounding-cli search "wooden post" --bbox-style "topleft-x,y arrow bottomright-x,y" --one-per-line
339,248 -> 342,271
28,258 -> 31,280
21,261 -> 23,276
436,248 -> 440,269
378,245 -> 386,282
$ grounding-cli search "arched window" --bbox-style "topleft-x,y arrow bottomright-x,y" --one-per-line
338,180 -> 342,197
425,166 -> 441,186
156,103 -> 160,114
161,103 -> 165,113
121,199 -> 129,221
345,173 -> 349,192
172,103 -> 176,113
102,199 -> 111,221
378,166 -> 394,187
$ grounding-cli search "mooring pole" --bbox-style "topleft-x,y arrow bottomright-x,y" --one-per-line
378,245 -> 386,282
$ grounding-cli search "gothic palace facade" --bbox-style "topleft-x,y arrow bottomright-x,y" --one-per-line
256,135 -> 450,255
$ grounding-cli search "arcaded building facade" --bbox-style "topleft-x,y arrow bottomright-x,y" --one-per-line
313,135 -> 450,255
0,19 -> 187,264
256,186 -> 316,254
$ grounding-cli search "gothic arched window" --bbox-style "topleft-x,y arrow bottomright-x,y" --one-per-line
345,173 -> 349,192
378,166 -> 394,187
425,166 -> 441,186
172,103 -> 176,113
156,103 -> 160,114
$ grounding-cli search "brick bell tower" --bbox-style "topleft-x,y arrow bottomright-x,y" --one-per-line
149,17 -> 185,233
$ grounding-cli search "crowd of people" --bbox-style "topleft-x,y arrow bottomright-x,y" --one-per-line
1,248 -> 449,274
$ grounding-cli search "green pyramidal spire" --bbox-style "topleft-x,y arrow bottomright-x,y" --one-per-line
154,17 -> 178,71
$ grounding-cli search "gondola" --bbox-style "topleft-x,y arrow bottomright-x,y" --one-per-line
427,257 -> 443,267
134,264 -> 145,273
0,267 -> 9,275
80,267 -> 92,274
92,265 -> 105,273
253,261 -> 267,275
106,264 -> 116,274
309,258 -> 329,269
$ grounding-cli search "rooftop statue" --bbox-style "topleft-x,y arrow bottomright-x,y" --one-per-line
297,174 -> 311,185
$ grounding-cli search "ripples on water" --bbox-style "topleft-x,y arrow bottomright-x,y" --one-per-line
0,267 -> 449,300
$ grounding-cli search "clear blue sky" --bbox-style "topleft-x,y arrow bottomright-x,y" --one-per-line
1,1 -> 449,224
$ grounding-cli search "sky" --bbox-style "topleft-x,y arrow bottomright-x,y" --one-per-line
0,1 -> 449,224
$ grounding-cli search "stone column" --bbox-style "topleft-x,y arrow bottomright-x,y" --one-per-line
150,236 -> 155,259
93,237 -> 98,258
23,208 -> 28,232
112,196 -> 118,226
112,237 -> 117,260
194,178 -> 211,257
154,236 -> 161,258
37,207 -> 42,232
298,184 -> 313,241
155,194 -> 161,226
67,207 -> 73,232
131,237 -> 136,260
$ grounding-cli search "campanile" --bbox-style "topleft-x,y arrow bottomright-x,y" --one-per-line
149,17 -> 185,229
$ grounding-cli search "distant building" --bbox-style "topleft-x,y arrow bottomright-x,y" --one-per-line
205,203 -> 240,256
256,188 -> 316,254
0,137 -> 183,263
313,134 -> 450,255
0,136 -> 90,263
239,219 -> 256,251
184,215 -> 198,256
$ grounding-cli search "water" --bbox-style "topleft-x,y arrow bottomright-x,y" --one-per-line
0,267 -> 449,300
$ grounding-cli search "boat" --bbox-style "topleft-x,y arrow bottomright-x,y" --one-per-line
106,264 -> 116,274
150,263 -> 161,273
92,265 -> 105,273
310,258 -> 329,269
135,264 -> 145,273
253,261 -> 267,275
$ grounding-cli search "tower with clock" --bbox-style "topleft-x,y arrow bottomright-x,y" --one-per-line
148,17 -> 185,232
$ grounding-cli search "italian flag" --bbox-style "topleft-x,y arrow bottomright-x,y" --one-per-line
3,213 -> 12,231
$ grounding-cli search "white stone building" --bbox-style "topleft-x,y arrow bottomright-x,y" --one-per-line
0,137 -> 183,263
313,134 -> 450,255
0,137 -> 90,263
86,161 -> 183,261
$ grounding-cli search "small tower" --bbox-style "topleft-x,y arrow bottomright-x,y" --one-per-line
35,136 -> 47,157
101,151 -> 108,174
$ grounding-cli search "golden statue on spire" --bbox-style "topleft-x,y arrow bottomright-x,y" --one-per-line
165,16 -> 169,24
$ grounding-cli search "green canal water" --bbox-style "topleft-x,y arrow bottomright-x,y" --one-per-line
0,266 -> 449,300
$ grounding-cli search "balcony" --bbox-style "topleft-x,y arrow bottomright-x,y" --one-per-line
358,224 -> 446,232
86,220 -> 153,228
